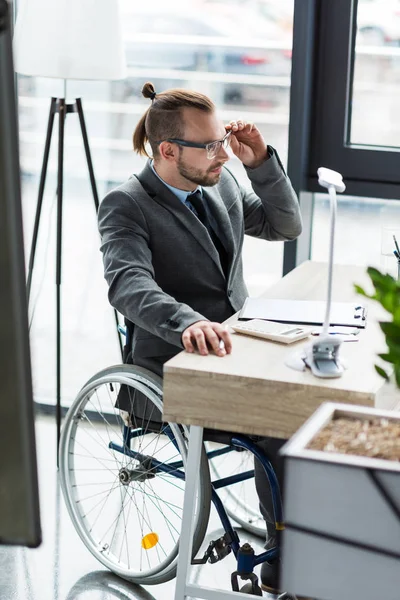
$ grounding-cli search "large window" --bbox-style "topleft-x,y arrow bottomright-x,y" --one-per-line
307,0 -> 400,195
285,0 -> 400,273
351,0 -> 400,147
17,0 -> 295,406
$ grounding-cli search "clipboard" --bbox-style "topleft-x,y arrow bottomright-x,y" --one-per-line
238,299 -> 367,328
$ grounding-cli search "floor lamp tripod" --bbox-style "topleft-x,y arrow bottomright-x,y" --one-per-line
13,0 -> 127,463
26,96 -> 123,459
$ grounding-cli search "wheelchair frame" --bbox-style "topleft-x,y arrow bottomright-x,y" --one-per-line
110,423 -> 281,577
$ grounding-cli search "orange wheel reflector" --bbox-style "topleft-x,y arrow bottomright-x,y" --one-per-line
142,532 -> 159,550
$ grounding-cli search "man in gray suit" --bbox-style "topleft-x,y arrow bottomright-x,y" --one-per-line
98,81 -> 302,593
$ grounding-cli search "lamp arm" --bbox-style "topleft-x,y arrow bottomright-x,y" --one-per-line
285,167 -> 345,378
322,184 -> 337,335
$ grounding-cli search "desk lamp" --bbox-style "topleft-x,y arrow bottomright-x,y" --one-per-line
286,167 -> 346,378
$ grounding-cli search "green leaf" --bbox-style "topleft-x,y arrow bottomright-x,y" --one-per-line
368,267 -> 397,291
378,352 -> 396,364
395,365 -> 400,388
386,338 -> 400,357
379,292 -> 396,314
380,321 -> 400,338
354,284 -> 369,298
367,266 -> 386,282
393,305 -> 400,324
356,266 -> 400,390
375,365 -> 390,380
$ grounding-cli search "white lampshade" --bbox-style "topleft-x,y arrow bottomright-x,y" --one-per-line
13,0 -> 127,80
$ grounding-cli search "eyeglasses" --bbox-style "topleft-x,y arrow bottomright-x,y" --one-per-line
161,130 -> 232,160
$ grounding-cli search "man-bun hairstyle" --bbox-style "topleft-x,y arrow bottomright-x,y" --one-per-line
133,81 -> 215,158
141,81 -> 157,101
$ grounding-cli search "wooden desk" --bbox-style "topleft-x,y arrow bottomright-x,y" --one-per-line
164,261 -> 398,439
162,261 -> 399,600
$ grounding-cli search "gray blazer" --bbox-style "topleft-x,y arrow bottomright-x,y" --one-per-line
98,150 -> 302,375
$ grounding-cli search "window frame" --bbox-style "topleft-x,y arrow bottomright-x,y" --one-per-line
284,0 -> 400,274
309,0 -> 400,198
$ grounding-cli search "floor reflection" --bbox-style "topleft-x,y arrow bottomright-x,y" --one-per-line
66,572 -> 158,600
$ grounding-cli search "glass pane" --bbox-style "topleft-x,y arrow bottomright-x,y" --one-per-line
351,0 -> 400,146
17,0 -> 294,407
311,193 -> 400,280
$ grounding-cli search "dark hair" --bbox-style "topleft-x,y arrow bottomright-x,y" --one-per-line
133,81 -> 215,158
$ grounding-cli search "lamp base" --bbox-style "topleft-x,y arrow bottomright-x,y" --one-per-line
285,334 -> 345,378
284,350 -> 307,372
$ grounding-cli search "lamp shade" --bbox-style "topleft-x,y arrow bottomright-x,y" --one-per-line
13,0 -> 127,80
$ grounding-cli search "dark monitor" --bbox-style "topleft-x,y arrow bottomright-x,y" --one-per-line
0,0 -> 41,547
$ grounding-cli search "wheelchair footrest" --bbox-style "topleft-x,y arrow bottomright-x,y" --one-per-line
191,531 -> 238,565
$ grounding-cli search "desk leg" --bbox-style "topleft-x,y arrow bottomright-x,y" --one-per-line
174,425 -> 204,600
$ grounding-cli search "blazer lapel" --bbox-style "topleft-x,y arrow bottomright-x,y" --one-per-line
136,162 -> 224,274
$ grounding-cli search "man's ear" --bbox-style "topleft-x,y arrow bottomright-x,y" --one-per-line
158,141 -> 177,162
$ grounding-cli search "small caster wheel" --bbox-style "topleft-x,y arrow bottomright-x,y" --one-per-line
239,582 -> 263,596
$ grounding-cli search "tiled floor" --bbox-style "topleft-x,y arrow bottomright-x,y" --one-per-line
0,414 -> 273,600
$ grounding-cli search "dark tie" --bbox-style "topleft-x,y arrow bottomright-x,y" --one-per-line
188,190 -> 229,276
188,190 -> 209,229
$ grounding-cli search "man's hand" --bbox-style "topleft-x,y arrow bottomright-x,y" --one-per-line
182,321 -> 232,357
227,120 -> 268,169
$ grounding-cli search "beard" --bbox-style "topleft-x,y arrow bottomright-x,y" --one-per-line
177,153 -> 223,187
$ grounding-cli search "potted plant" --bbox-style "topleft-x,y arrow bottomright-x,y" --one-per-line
279,402 -> 400,600
279,267 -> 400,600
355,266 -> 400,388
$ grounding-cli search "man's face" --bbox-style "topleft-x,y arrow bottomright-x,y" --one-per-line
175,108 -> 230,187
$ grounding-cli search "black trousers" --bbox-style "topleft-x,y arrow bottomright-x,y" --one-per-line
254,437 -> 287,547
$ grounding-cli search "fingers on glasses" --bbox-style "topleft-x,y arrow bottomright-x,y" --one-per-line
227,120 -> 254,133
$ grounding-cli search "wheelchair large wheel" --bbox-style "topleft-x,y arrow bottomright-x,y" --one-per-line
206,442 -> 266,539
59,365 -> 211,585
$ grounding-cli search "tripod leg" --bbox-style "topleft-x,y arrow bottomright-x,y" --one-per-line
76,98 -> 123,358
75,98 -> 99,211
26,97 -> 57,301
56,99 -> 66,465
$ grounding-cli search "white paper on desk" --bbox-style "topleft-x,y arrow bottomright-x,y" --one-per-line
238,299 -> 367,328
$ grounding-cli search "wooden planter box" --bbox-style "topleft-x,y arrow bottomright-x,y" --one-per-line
280,402 -> 400,600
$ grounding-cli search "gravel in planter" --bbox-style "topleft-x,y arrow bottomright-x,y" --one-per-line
307,417 -> 400,461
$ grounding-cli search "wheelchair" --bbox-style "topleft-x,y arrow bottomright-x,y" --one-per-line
59,363 -> 297,598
